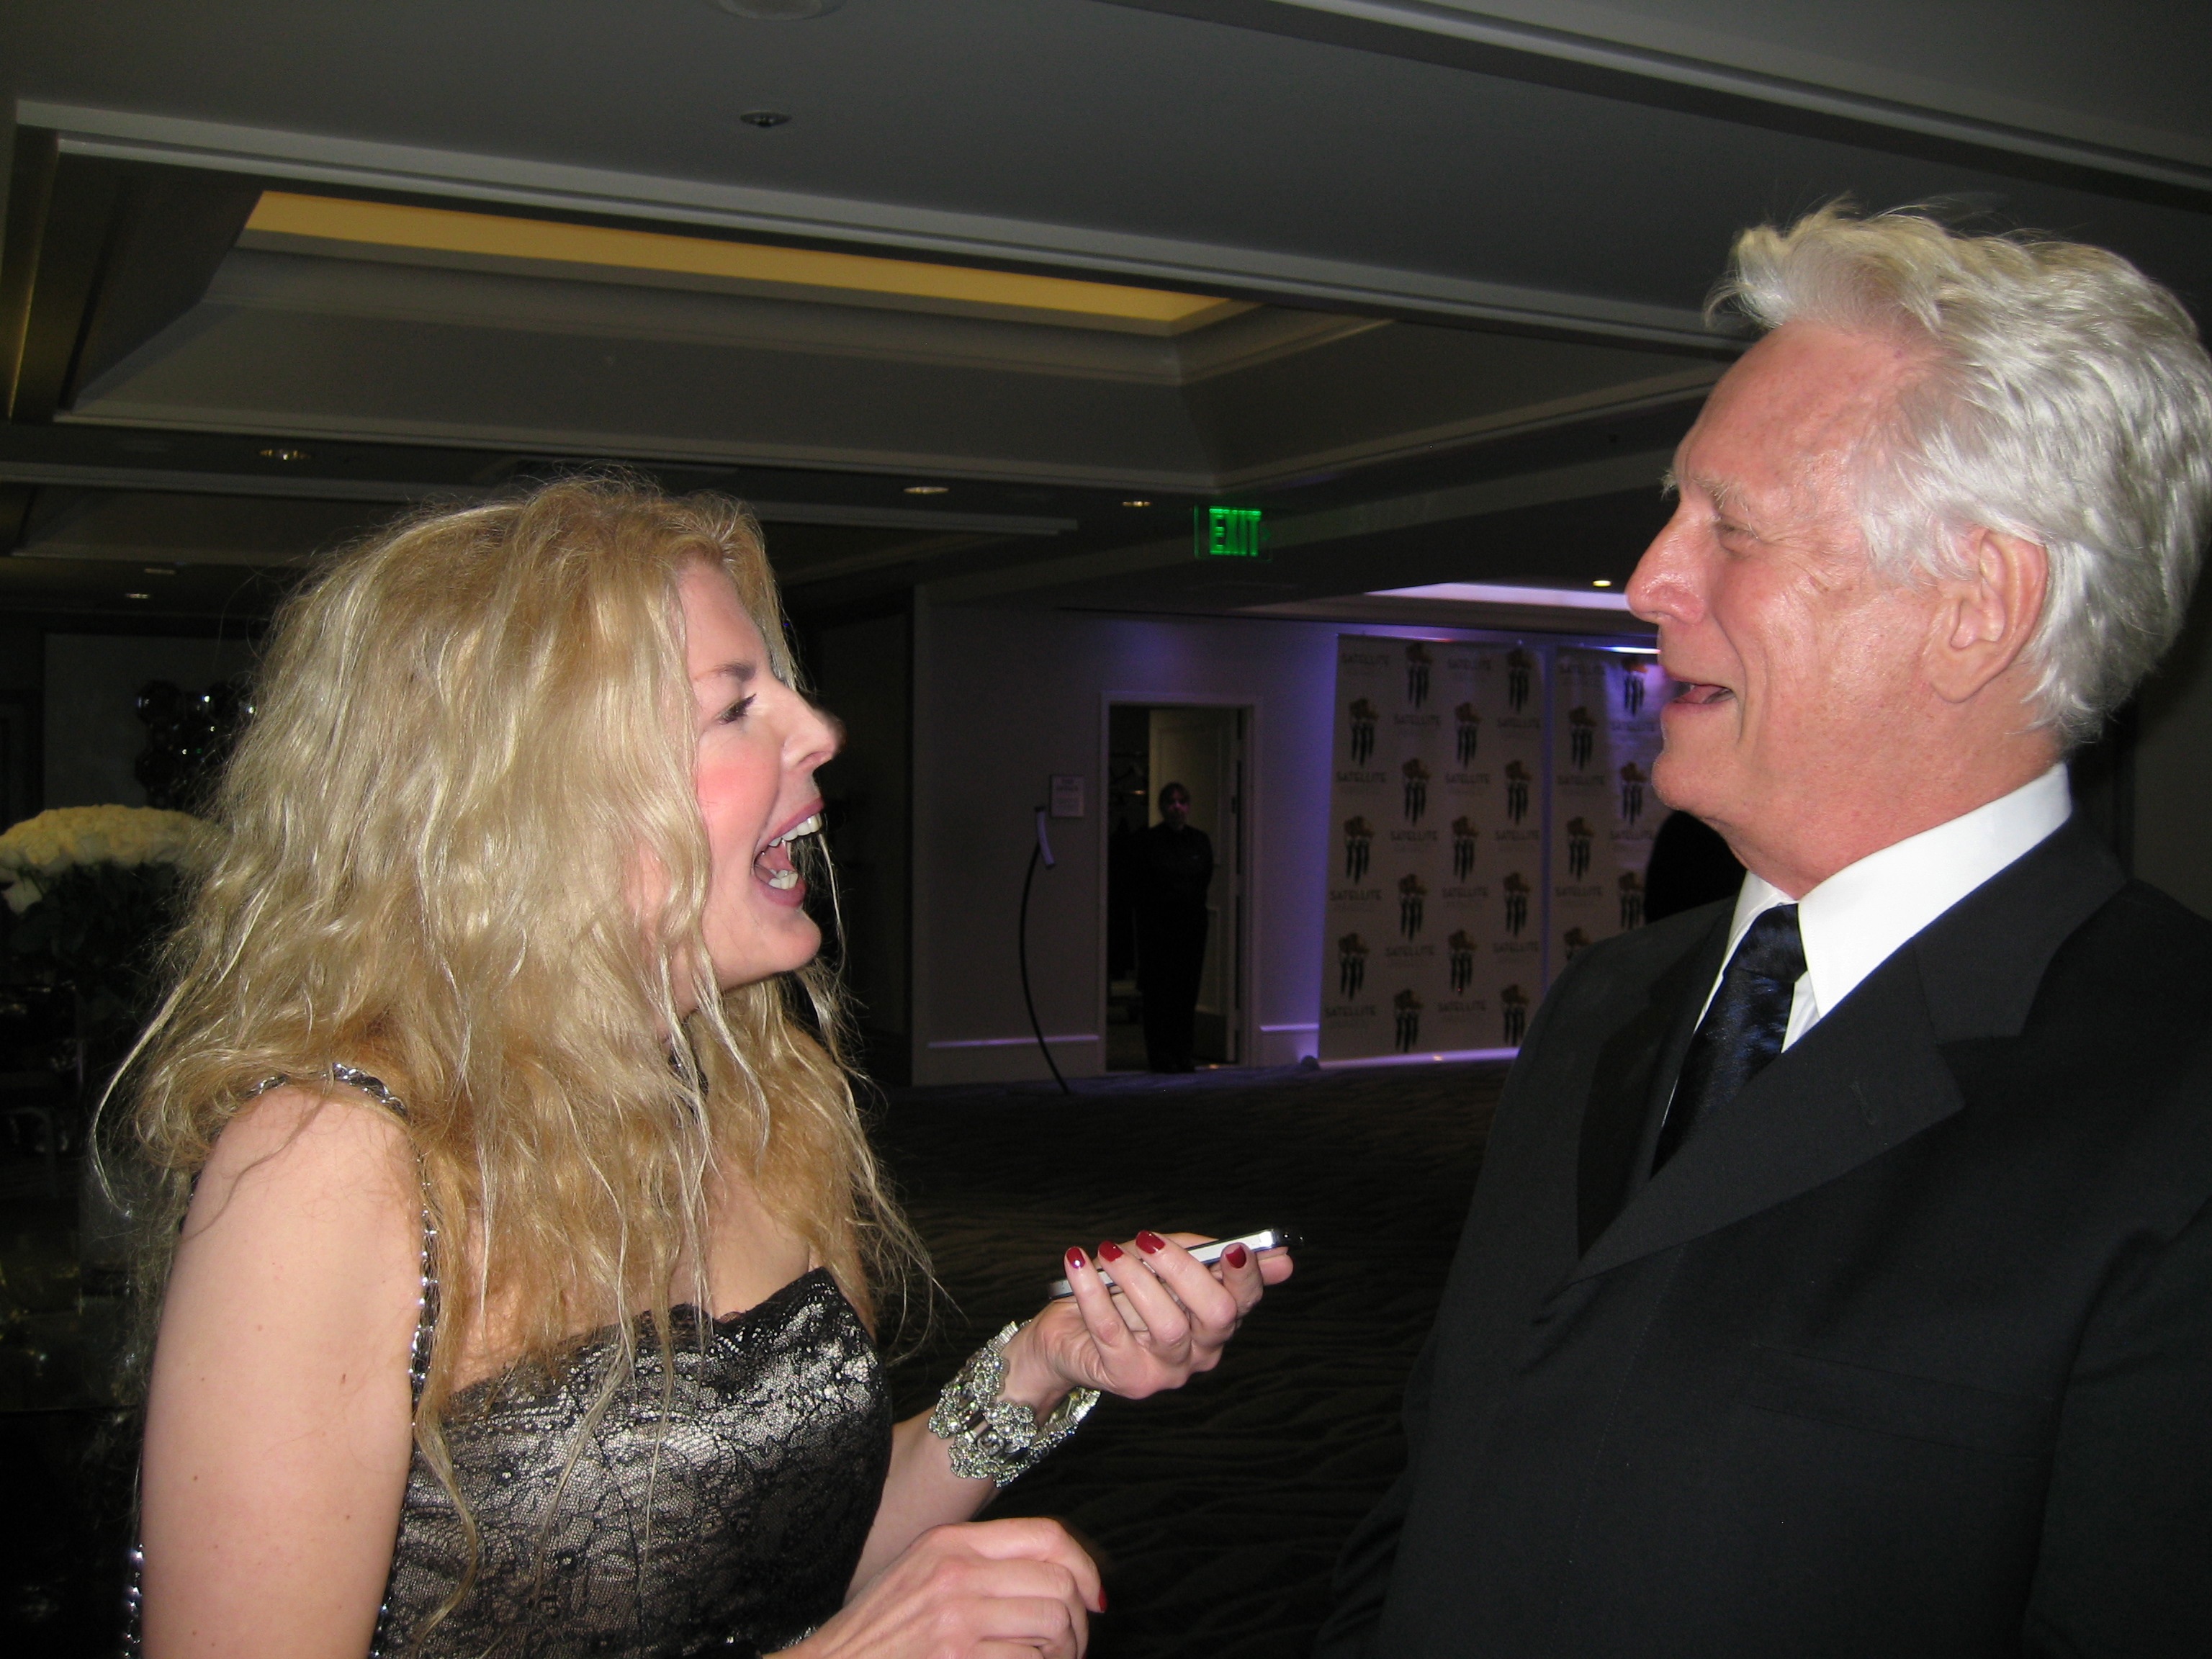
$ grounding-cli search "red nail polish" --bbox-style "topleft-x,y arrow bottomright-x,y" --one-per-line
1066,1248 -> 1086,1269
1098,1239 -> 1124,1262
1097,1588 -> 1109,1614
1224,1243 -> 1249,1269
1136,1231 -> 1166,1254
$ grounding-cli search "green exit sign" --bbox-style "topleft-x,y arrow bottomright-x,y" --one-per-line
1195,505 -> 1266,559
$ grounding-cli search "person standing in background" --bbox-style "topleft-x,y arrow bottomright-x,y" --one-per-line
1134,782 -> 1213,1072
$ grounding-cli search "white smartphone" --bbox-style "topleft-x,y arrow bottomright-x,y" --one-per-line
1046,1226 -> 1300,1299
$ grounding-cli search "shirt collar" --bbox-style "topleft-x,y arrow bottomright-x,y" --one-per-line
1724,764 -> 2072,1024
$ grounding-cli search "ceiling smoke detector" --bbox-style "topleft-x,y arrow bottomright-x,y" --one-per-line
713,0 -> 842,19
737,110 -> 793,128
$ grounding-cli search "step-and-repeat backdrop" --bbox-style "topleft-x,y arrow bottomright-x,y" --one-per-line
1321,634 -> 1668,1060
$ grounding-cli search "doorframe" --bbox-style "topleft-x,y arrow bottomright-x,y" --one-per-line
1097,693 -> 1258,1071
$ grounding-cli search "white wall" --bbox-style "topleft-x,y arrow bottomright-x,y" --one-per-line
908,599 -> 1635,1085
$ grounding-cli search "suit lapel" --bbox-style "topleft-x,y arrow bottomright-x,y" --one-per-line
1572,950 -> 1961,1281
1576,909 -> 1730,1255
1570,813 -> 2126,1284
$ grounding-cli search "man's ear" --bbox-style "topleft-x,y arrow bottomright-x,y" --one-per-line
1925,526 -> 2049,704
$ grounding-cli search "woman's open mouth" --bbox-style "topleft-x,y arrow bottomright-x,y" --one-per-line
754,811 -> 824,894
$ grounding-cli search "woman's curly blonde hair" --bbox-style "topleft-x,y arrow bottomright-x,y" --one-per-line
117,476 -> 920,1609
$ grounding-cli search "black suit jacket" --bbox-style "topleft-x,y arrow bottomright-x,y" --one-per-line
1318,819 -> 2212,1658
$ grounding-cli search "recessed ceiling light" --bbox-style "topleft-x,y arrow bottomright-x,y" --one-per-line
737,110 -> 793,128
903,484 -> 950,495
258,446 -> 312,462
1591,579 -> 1614,588
143,566 -> 177,576
248,193 -> 1240,329
1121,499 -> 1152,508
713,0 -> 842,17
123,592 -> 151,601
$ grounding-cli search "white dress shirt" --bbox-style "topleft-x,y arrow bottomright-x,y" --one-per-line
1708,764 -> 2074,1048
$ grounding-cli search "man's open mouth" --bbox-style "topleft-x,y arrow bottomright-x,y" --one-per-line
754,812 -> 824,891
1672,682 -> 1734,706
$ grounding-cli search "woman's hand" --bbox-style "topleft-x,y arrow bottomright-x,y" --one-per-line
1007,1231 -> 1294,1406
789,1518 -> 1101,1659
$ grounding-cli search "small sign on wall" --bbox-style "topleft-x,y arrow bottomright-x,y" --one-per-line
1049,775 -> 1086,818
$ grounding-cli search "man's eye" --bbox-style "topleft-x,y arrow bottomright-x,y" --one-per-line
719,695 -> 757,724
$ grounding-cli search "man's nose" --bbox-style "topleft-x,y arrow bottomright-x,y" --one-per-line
1627,514 -> 1703,626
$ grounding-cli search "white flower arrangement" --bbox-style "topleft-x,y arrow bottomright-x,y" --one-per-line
0,806 -> 216,914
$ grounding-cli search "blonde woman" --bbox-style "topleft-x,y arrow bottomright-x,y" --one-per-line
127,480 -> 1290,1658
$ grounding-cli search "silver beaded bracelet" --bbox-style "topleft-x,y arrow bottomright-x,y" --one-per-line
927,1321 -> 1101,1488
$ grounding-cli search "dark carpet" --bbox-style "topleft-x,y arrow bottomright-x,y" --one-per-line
876,1060 -> 1503,1659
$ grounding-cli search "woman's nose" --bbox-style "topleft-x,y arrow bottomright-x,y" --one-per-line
788,700 -> 842,771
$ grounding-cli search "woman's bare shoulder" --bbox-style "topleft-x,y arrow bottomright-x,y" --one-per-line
185,1082 -> 418,1249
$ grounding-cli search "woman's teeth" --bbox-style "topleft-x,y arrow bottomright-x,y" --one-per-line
766,814 -> 824,849
757,813 -> 822,890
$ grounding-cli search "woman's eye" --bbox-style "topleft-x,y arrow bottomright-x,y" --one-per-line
718,695 -> 757,725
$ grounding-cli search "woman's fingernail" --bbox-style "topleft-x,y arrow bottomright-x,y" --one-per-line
1066,1248 -> 1087,1270
1098,1239 -> 1124,1262
1224,1243 -> 1249,1269
1136,1231 -> 1166,1254
1097,1588 -> 1109,1614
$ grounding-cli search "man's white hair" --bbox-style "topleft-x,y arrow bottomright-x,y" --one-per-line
1716,204 -> 2212,749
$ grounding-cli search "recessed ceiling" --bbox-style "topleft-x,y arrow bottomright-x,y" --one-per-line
242,192 -> 1255,335
2,0 -> 2205,630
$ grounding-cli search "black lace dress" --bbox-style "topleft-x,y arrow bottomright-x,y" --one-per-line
130,1068 -> 889,1658
377,1267 -> 891,1658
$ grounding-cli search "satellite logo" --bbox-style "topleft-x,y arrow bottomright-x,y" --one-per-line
1502,871 -> 1530,937
1622,665 -> 1647,716
1619,869 -> 1645,930
1398,872 -> 1429,939
1568,705 -> 1596,769
1506,648 -> 1533,713
1565,816 -> 1594,880
1402,757 -> 1430,824
1342,815 -> 1375,882
1619,761 -> 1649,826
1501,982 -> 1530,1046
1406,642 -> 1433,708
1346,698 -> 1378,765
1454,701 -> 1481,764
1336,932 -> 1369,997
1562,925 -> 1593,961
1503,759 -> 1532,824
1447,928 -> 1475,993
1393,986 -> 1424,1053
1450,814 -> 1478,880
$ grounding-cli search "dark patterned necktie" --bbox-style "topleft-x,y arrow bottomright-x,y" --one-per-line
1653,904 -> 1806,1171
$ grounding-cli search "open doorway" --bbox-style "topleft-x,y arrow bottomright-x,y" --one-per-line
1104,703 -> 1247,1071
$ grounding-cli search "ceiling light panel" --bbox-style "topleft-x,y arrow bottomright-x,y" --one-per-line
243,193 -> 1246,334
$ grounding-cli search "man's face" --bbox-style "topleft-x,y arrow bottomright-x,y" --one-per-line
1627,323 -> 1943,884
1161,790 -> 1191,829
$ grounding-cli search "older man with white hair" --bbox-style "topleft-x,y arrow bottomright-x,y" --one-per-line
1318,207 -> 2212,1658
